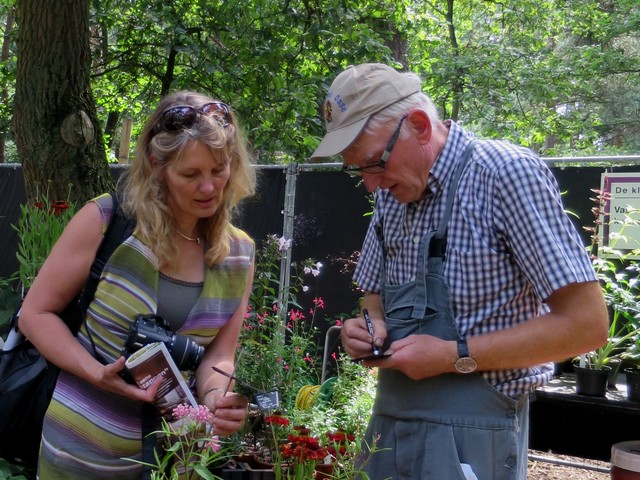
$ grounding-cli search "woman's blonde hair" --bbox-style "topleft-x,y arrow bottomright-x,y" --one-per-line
120,91 -> 256,267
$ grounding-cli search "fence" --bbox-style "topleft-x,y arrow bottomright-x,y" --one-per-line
2,155 -> 640,322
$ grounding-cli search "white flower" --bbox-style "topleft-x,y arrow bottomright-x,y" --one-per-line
278,237 -> 292,251
302,286 -> 309,292
303,266 -> 311,274
311,262 -> 323,277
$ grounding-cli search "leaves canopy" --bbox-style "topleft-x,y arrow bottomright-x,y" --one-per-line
2,0 -> 639,168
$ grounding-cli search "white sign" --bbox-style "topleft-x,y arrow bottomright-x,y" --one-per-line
598,172 -> 640,259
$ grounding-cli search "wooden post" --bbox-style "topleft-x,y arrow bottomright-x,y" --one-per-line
118,117 -> 133,164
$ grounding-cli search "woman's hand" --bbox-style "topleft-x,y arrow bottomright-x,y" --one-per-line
206,392 -> 249,436
92,356 -> 161,402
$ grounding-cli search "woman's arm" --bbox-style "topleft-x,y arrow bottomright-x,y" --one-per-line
196,261 -> 254,435
19,201 -> 158,402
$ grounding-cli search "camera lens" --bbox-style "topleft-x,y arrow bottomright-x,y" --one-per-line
170,335 -> 205,371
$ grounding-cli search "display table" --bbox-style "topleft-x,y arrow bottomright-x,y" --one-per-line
529,373 -> 640,461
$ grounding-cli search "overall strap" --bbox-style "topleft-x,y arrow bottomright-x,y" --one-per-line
410,140 -> 477,319
431,140 -> 478,253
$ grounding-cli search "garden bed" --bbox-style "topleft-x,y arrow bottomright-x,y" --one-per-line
528,450 -> 610,480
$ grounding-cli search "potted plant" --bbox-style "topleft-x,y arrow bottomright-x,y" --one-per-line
621,332 -> 640,402
573,306 -> 637,396
575,195 -> 640,396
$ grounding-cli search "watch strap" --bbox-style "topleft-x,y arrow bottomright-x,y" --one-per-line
457,338 -> 470,358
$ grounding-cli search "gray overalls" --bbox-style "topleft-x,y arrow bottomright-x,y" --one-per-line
362,142 -> 529,480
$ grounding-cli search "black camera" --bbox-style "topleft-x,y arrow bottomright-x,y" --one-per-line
123,314 -> 204,371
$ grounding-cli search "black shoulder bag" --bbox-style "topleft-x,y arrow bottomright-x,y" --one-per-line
0,193 -> 134,469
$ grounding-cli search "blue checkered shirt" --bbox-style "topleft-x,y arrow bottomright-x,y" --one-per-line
354,121 -> 597,396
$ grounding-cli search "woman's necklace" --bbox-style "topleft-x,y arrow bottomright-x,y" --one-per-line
176,230 -> 201,245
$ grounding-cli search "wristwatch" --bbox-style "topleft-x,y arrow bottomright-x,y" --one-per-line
454,338 -> 477,374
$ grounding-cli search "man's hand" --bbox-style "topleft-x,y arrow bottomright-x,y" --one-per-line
380,335 -> 457,379
341,314 -> 387,360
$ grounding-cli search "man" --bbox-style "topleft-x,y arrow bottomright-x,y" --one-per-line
311,63 -> 608,480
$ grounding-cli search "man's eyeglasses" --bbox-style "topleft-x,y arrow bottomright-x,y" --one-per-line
342,115 -> 408,177
152,101 -> 231,135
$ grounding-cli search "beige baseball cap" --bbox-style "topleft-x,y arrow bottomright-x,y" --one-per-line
310,63 -> 421,159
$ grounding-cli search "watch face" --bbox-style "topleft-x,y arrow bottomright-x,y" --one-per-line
455,357 -> 477,374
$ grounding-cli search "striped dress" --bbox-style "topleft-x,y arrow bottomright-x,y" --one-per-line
38,194 -> 254,479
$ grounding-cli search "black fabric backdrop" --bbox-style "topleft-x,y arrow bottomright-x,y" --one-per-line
0,165 -> 371,322
1,163 -> 638,343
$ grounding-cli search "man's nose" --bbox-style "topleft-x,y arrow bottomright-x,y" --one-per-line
363,174 -> 381,192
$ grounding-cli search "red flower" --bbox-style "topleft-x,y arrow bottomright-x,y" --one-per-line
326,431 -> 355,443
293,425 -> 311,436
51,201 -> 69,215
280,427 -> 328,463
265,413 -> 290,426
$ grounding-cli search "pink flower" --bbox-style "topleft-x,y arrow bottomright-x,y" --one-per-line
172,404 -> 212,424
173,403 -> 190,419
289,309 -> 305,321
312,297 -> 325,309
206,436 -> 221,452
192,405 -> 212,423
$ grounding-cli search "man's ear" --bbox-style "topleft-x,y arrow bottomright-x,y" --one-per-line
406,109 -> 432,145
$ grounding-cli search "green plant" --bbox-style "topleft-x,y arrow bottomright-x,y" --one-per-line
0,457 -> 30,480
621,331 -> 640,371
291,353 -> 376,438
580,190 -> 640,370
0,277 -> 21,336
236,234 -> 325,412
12,185 -> 75,288
260,413 -> 381,480
128,403 -> 231,480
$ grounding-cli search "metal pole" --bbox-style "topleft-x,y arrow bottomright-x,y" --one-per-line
277,162 -> 299,326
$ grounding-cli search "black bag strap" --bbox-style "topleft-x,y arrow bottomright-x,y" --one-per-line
80,193 -> 135,361
141,403 -> 157,480
74,192 -> 135,333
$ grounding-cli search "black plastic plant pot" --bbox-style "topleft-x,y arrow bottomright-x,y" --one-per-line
574,365 -> 611,397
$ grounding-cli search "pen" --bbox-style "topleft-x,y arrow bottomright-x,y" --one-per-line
362,309 -> 380,356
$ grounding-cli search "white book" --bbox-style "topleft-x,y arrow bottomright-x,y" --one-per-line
125,342 -> 198,417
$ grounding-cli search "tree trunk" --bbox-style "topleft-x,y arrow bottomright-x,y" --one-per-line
0,6 -> 15,163
446,0 -> 463,121
13,0 -> 113,204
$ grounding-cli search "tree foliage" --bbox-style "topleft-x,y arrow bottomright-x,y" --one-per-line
1,0 -> 638,179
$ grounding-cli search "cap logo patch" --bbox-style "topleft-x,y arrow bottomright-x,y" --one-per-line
333,94 -> 347,112
325,100 -> 333,123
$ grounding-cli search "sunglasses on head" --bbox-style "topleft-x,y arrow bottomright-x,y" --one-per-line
152,101 -> 231,135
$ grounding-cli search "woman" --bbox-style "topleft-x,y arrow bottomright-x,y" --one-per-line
19,91 -> 256,479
